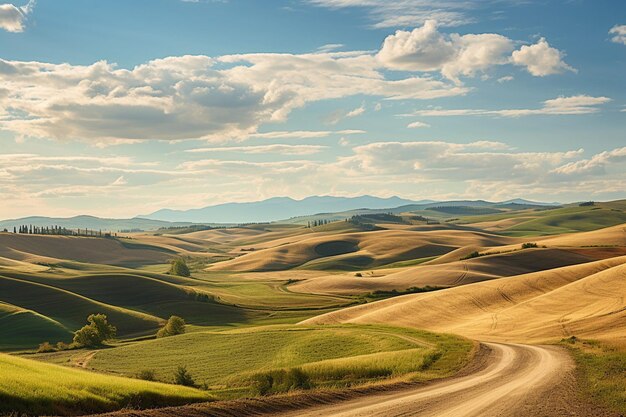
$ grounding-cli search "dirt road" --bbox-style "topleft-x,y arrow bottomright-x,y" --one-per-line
276,343 -> 605,417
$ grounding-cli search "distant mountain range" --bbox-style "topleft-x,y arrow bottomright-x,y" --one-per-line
140,195 -> 435,224
0,196 -> 562,231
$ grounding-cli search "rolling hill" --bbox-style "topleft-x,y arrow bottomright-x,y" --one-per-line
302,256 -> 626,344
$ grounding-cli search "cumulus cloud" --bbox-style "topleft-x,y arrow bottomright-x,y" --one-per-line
0,52 -> 466,143
0,0 -> 34,32
609,25 -> 626,45
409,95 -> 611,117
377,20 -> 514,83
377,21 -> 570,83
511,38 -> 575,76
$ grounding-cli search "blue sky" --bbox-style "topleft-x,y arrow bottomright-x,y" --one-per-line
0,0 -> 624,218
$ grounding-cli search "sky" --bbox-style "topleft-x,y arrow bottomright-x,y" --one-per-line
0,0 -> 624,218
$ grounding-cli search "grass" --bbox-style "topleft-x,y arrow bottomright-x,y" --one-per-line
0,353 -> 212,416
563,338 -> 626,415
458,202 -> 626,236
86,324 -> 472,397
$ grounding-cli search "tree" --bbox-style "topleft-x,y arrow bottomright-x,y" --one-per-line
169,258 -> 191,277
72,314 -> 117,347
174,366 -> 195,387
157,315 -> 186,338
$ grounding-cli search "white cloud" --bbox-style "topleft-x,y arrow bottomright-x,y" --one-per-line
609,25 -> 626,45
0,52 -> 466,143
511,38 -> 575,76
497,75 -> 514,83
306,0 -> 475,28
185,144 -> 327,155
551,146 -> 626,176
410,95 -> 611,117
246,130 -> 365,139
0,0 -> 34,32
316,43 -> 345,53
377,21 -> 570,83
345,105 -> 366,118
407,121 -> 430,128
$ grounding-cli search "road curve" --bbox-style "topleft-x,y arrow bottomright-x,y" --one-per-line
276,343 -> 581,417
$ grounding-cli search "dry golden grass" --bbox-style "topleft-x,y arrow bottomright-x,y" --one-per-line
290,247 -> 603,295
303,256 -> 626,344
0,233 -> 171,266
208,229 -> 514,272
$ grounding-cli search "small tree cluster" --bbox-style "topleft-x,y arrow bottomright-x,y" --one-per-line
307,219 -> 331,228
157,316 -> 186,338
73,314 -> 117,347
521,242 -> 539,249
169,258 -> 191,277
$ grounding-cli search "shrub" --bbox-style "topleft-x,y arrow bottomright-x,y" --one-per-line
56,341 -> 70,351
251,368 -> 311,396
521,242 -> 539,249
72,314 -> 116,347
37,342 -> 56,353
355,272 -> 362,277
174,366 -> 195,387
157,316 -> 186,338
169,258 -> 191,277
461,251 -> 481,260
137,370 -> 156,381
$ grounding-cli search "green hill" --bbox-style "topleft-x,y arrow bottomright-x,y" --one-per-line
0,353 -> 212,416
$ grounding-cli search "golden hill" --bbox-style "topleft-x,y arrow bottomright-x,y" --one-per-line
208,229 -> 515,272
302,256 -> 626,344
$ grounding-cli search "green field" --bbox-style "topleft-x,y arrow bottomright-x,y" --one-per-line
0,353 -> 212,416
83,325 -> 472,397
458,201 -> 626,236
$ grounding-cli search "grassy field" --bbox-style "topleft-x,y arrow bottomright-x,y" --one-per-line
85,324 -> 472,397
459,201 -> 626,236
564,338 -> 626,415
0,353 -> 212,416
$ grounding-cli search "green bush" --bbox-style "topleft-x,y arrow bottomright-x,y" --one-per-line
157,316 -> 186,338
137,370 -> 156,381
37,342 -> 56,353
252,368 -> 312,396
72,314 -> 116,347
174,366 -> 195,387
169,258 -> 191,277
521,242 -> 539,249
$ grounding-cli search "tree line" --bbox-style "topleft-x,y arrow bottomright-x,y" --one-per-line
8,225 -> 116,238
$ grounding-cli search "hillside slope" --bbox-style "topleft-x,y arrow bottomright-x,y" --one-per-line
302,256 -> 626,343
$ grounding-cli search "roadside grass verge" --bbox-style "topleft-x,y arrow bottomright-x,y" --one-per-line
562,337 -> 626,415
0,353 -> 212,416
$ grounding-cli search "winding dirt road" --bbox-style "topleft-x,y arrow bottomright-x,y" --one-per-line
276,343 -> 604,417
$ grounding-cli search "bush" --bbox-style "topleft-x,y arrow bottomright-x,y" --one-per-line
460,251 -> 481,260
157,316 -> 186,338
174,366 -> 195,387
72,314 -> 116,347
355,272 -> 362,277
37,342 -> 56,353
56,341 -> 70,351
252,368 -> 311,396
137,370 -> 156,381
169,258 -> 191,277
521,242 -> 539,249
